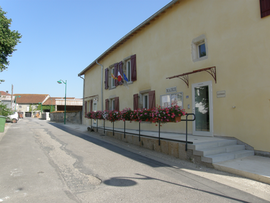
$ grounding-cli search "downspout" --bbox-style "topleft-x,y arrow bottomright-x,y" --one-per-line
79,75 -> 85,124
96,60 -> 104,112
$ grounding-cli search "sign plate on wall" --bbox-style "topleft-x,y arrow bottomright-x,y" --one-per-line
166,87 -> 177,93
217,90 -> 226,98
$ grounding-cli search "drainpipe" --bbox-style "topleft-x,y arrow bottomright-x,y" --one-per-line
96,60 -> 104,112
79,75 -> 85,123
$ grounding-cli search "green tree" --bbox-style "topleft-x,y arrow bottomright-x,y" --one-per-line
0,103 -> 13,116
0,7 -> 22,71
37,105 -> 55,112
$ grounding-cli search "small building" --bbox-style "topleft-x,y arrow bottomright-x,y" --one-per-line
0,91 -> 14,109
14,94 -> 49,117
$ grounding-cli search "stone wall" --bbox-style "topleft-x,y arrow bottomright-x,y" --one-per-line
90,126 -> 213,168
50,111 -> 82,124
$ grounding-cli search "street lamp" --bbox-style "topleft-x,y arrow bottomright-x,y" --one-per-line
14,95 -> 21,111
57,79 -> 67,124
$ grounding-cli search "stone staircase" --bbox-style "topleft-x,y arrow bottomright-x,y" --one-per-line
188,139 -> 254,164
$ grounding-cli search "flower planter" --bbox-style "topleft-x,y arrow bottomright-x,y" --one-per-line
174,116 -> 181,122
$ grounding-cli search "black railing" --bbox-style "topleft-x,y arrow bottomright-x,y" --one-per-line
90,113 -> 196,151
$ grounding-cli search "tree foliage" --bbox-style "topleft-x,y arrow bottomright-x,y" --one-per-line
0,102 -> 13,116
37,104 -> 55,112
0,7 -> 22,71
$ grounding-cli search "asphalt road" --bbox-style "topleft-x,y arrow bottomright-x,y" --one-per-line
0,118 -> 269,203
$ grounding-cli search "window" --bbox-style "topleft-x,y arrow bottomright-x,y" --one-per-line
192,34 -> 208,62
260,0 -> 270,18
125,60 -> 131,82
198,42 -> 206,58
142,93 -> 149,109
135,90 -> 155,110
123,54 -> 137,82
106,97 -> 119,111
161,92 -> 183,108
111,99 -> 115,110
111,67 -> 115,88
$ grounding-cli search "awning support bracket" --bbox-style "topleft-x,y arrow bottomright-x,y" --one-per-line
167,66 -> 216,88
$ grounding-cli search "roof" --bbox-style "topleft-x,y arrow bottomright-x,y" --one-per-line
0,91 -> 11,96
78,0 -> 180,76
14,94 -> 49,104
42,97 -> 76,105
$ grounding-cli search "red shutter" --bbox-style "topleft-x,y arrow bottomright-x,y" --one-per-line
84,101 -> 87,117
114,63 -> 119,86
90,100 -> 93,112
105,68 -> 109,89
105,99 -> 109,111
115,97 -> 119,111
149,91 -> 156,109
131,54 -> 137,81
260,0 -> 270,18
118,61 -> 123,85
133,94 -> 139,110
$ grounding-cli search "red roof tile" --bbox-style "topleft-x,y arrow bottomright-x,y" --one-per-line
0,91 -> 11,96
14,94 -> 49,104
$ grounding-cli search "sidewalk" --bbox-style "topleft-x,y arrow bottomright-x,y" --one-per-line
57,122 -> 270,185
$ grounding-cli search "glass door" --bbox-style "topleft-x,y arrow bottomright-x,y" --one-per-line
192,81 -> 213,136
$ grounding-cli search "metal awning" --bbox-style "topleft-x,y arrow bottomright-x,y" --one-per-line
166,66 -> 216,88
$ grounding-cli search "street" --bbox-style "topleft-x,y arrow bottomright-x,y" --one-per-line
0,118 -> 269,203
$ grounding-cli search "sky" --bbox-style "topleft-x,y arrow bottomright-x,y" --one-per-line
0,0 -> 172,98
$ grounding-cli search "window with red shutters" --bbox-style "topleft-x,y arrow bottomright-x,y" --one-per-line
84,101 -> 87,117
105,99 -> 109,111
149,90 -> 156,109
118,61 -> 123,85
90,100 -> 93,112
133,94 -> 139,110
105,68 -> 109,89
114,63 -> 119,87
131,54 -> 137,81
115,97 -> 119,111
260,0 -> 270,18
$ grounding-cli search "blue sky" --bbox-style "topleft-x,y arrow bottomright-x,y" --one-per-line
0,0 -> 172,98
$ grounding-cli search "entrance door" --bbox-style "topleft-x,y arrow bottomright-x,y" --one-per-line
92,100 -> 98,127
192,81 -> 213,136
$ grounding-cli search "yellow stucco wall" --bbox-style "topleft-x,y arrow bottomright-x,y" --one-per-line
82,0 -> 270,152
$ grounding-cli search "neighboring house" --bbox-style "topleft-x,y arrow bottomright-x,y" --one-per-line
14,94 -> 49,117
42,97 -> 83,112
0,91 -> 14,109
78,0 -> 270,155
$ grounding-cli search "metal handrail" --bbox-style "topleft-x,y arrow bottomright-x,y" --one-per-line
91,113 -> 196,151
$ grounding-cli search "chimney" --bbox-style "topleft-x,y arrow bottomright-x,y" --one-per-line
6,91 -> 8,93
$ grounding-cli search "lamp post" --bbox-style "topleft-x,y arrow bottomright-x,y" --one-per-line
57,79 -> 67,124
14,95 -> 21,111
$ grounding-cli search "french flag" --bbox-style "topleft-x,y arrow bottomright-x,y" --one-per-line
118,71 -> 122,82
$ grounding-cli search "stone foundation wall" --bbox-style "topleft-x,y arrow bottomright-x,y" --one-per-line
91,127 -> 213,168
50,111 -> 82,124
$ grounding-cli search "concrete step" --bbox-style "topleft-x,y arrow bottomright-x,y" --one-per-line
202,150 -> 254,163
189,139 -> 237,150
193,144 -> 245,156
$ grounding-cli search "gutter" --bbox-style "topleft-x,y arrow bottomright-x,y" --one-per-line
79,75 -> 85,122
78,0 -> 179,76
96,61 -> 104,111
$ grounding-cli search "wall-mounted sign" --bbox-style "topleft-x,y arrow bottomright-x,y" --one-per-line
186,95 -> 189,99
217,90 -> 226,98
166,87 -> 177,93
